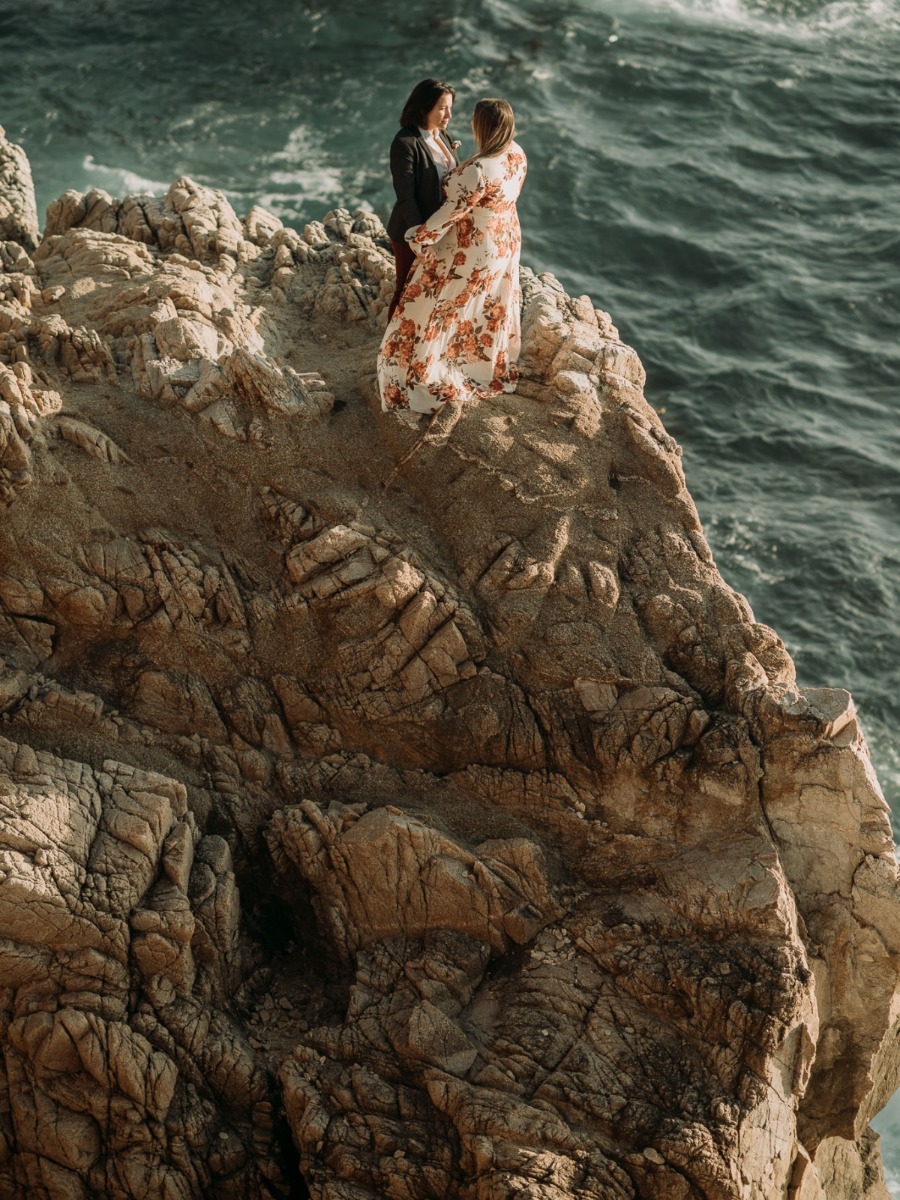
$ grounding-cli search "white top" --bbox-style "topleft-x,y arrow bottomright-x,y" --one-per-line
418,128 -> 455,181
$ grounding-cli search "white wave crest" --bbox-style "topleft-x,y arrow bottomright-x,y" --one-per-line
81,155 -> 168,197
620,0 -> 900,37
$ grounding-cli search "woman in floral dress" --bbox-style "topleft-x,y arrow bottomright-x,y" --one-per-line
378,98 -> 527,417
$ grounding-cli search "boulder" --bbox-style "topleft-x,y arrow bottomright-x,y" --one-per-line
0,125 -> 40,252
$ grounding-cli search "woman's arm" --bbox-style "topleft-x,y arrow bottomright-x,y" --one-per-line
407,161 -> 485,248
389,134 -> 425,231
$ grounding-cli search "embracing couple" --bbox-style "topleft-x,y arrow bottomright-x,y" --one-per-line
377,78 -> 526,421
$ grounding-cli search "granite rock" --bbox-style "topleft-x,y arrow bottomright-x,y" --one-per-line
0,150 -> 896,1200
0,126 -> 40,253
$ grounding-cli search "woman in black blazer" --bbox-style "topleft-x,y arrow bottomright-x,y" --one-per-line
386,78 -> 459,319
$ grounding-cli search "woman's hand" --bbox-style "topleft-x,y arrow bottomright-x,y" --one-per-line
405,227 -> 436,259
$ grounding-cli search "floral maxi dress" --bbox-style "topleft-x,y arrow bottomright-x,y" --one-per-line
378,141 -> 527,415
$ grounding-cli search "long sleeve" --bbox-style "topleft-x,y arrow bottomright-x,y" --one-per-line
389,136 -> 424,232
377,145 -> 523,415
407,161 -> 485,248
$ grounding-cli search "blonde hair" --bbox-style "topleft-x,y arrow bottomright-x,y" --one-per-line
465,97 -> 516,165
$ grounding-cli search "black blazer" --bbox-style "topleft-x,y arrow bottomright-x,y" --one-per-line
386,126 -> 459,242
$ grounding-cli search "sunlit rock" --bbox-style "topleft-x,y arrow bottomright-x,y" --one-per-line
0,145 -> 896,1200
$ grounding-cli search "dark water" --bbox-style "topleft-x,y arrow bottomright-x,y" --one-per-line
2,0 -> 899,1178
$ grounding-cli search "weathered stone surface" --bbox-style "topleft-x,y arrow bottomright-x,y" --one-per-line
0,126 -> 40,252
0,146 -> 896,1199
0,735 -> 283,1198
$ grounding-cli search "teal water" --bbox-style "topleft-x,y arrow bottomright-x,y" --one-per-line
2,0 -> 899,1180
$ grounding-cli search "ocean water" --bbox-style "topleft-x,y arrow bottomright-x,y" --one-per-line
2,0 -> 899,1181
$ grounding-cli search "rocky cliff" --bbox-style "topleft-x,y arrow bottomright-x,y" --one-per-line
0,125 -> 898,1200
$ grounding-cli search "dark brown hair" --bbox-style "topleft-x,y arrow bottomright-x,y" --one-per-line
400,78 -> 456,129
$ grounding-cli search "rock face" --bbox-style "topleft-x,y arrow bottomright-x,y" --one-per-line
0,127 -> 39,253
0,131 -> 898,1200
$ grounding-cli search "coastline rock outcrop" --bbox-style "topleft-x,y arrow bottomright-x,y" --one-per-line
0,126 -> 897,1199
0,126 -> 39,252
